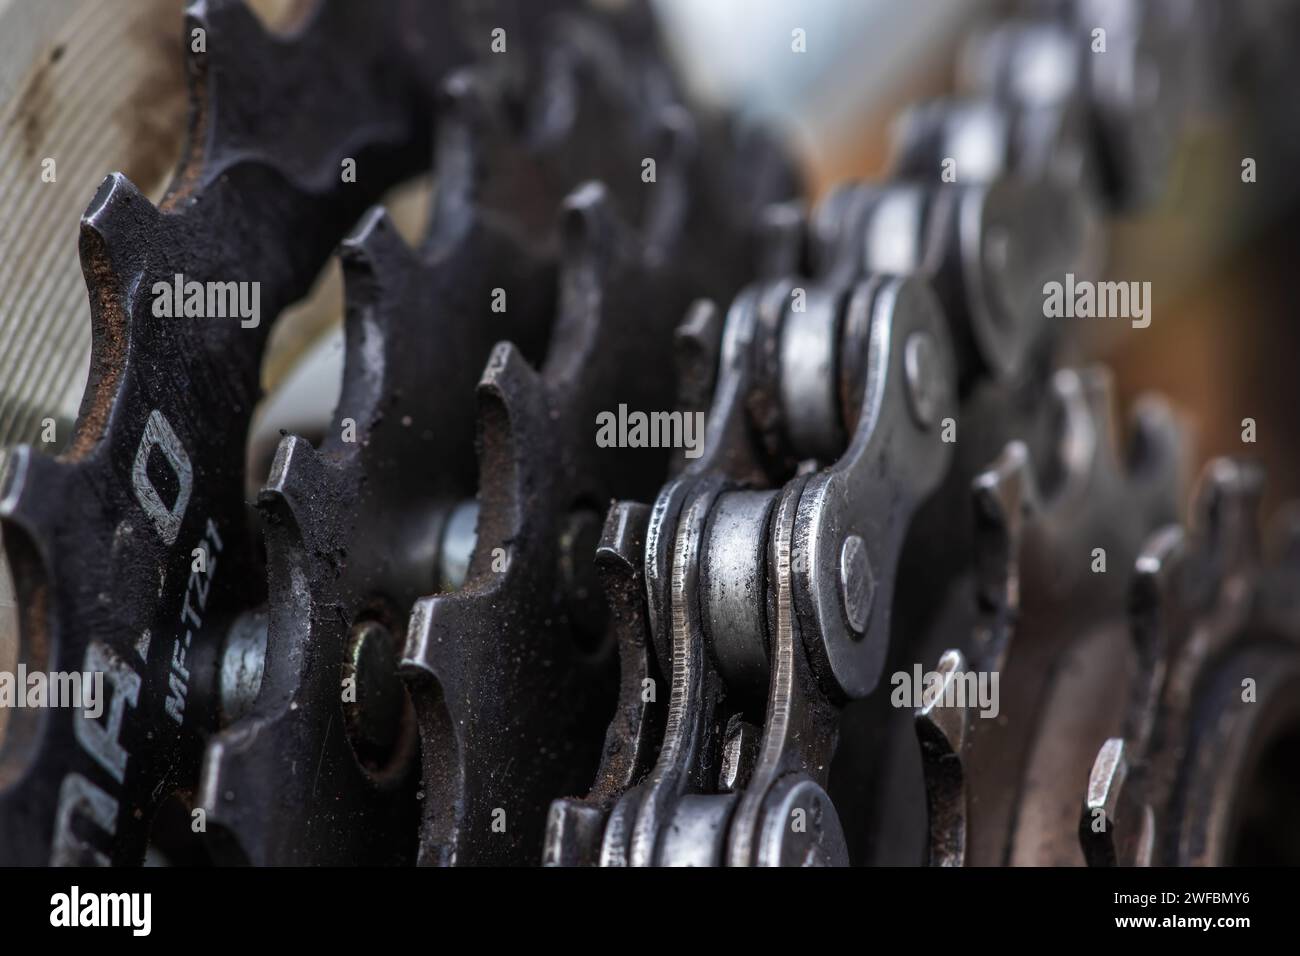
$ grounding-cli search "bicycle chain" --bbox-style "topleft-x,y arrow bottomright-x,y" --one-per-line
547,0 -> 1299,867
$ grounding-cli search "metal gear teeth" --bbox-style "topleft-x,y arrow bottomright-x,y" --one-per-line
551,276 -> 779,867
1026,367 -> 1185,595
0,0 -> 525,864
617,475 -> 731,868
969,440 -> 1039,670
915,443 -> 1037,867
396,341 -> 589,866
200,0 -> 780,859
722,278 -> 963,866
195,56 -> 636,863
1077,456 -> 1300,867
724,477 -> 844,868
915,649 -> 975,866
542,501 -> 661,867
398,177 -> 714,865
913,365 -> 1186,867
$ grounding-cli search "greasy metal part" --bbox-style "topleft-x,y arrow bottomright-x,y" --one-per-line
0,0 -> 517,865
726,478 -> 847,867
793,276 -> 956,701
605,475 -> 729,867
583,264 -> 960,867
656,793 -> 737,867
776,287 -> 844,462
752,775 -> 848,867
566,270 -> 820,866
543,501 -> 662,867
903,331 -> 943,429
692,282 -> 796,487
701,490 -> 775,696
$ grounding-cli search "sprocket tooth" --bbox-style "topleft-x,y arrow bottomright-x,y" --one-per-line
172,0 -> 430,214
560,181 -> 619,274
172,0 -> 277,197
917,649 -> 972,757
545,182 -> 639,386
470,342 -> 549,573
641,103 -> 697,257
595,500 -> 649,575
427,68 -> 495,237
335,206 -> 420,416
1132,525 -> 1187,618
78,173 -> 155,323
973,441 -> 1037,526
259,433 -> 328,528
73,173 -> 158,458
1129,523 -> 1187,715
476,340 -> 549,474
185,0 -> 270,53
1190,457 -> 1264,571
915,648 -> 973,867
80,172 -> 157,252
401,589 -> 496,688
339,205 -> 418,286
181,0 -> 278,103
971,441 -> 1037,665
195,718 -> 272,863
1079,737 -> 1155,867
973,442 -> 1038,564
